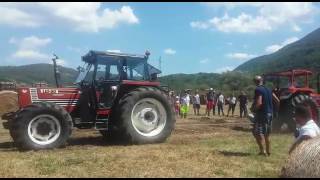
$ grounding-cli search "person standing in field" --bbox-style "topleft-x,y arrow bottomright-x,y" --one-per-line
250,76 -> 280,156
217,92 -> 225,116
174,95 -> 180,116
206,88 -> 215,117
212,90 -> 217,115
193,90 -> 201,116
238,91 -> 248,118
180,90 -> 190,119
227,94 -> 237,117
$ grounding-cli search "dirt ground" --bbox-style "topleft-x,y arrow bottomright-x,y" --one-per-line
0,102 -> 293,178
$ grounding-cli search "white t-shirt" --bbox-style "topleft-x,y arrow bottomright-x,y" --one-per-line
230,97 -> 236,104
182,94 -> 190,106
218,94 -> 224,103
297,120 -> 320,141
194,94 -> 200,105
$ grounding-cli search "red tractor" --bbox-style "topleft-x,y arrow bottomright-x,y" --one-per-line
263,69 -> 320,132
2,51 -> 175,150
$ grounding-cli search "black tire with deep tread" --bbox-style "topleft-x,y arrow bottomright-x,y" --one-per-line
277,94 -> 320,132
273,99 -> 291,132
114,87 -> 175,144
9,102 -> 72,150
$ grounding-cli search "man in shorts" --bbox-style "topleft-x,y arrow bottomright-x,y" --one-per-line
227,94 -> 237,117
217,93 -> 225,116
193,90 -> 201,116
238,91 -> 248,118
251,76 -> 279,156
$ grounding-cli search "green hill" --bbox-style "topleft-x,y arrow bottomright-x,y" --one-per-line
235,27 -> 320,73
0,64 -> 78,86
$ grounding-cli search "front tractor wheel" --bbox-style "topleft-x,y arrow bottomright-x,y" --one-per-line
10,102 -> 72,150
116,87 -> 175,144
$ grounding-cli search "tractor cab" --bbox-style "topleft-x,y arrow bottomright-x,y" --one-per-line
76,50 -> 161,105
73,50 -> 162,129
263,69 -> 315,100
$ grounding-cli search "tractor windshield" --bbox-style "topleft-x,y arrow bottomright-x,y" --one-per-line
75,63 -> 93,84
264,75 -> 310,89
96,58 -> 149,81
264,76 -> 291,89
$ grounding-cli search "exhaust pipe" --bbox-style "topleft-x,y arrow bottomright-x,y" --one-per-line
52,54 -> 61,88
317,72 -> 320,94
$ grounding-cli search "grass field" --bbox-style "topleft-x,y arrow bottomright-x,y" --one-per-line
0,105 -> 294,178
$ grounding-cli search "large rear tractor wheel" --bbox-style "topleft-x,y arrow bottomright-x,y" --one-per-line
114,87 -> 175,144
9,102 -> 72,150
277,94 -> 320,132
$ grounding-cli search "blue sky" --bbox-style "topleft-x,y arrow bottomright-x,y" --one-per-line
0,2 -> 320,75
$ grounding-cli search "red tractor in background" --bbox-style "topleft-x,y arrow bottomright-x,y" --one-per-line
263,69 -> 320,132
2,50 -> 175,150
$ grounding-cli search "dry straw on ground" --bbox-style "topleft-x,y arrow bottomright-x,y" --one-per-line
281,137 -> 320,178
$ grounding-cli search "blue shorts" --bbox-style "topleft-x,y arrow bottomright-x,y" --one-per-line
253,113 -> 273,136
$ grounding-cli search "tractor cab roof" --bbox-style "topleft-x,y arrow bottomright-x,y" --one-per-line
82,50 -> 149,64
81,50 -> 161,75
264,69 -> 313,77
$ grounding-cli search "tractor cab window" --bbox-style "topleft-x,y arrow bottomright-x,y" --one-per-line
264,76 -> 291,89
122,59 -> 148,81
294,76 -> 307,88
95,60 -> 120,81
75,63 -> 93,84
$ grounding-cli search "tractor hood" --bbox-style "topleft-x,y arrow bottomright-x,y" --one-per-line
17,87 -> 81,112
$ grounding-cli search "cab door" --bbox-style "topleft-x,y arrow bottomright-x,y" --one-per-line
95,62 -> 121,108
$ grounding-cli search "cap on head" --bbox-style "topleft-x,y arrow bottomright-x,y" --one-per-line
210,88 -> 213,91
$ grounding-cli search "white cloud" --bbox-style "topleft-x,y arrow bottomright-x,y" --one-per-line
0,3 -> 139,32
192,2 -> 317,33
190,21 -> 210,29
202,2 -> 264,9
212,13 -> 272,33
265,37 -> 299,53
12,50 -> 49,60
0,6 -> 40,27
164,48 -> 176,55
9,36 -> 51,50
227,53 -> 256,60
292,24 -> 302,32
214,66 -> 235,73
56,59 -> 67,66
106,50 -> 121,53
9,35 -> 53,63
67,46 -> 82,54
200,58 -> 209,64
